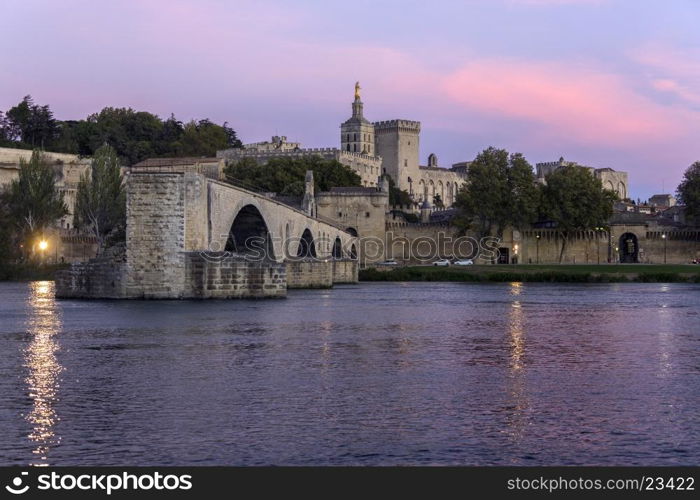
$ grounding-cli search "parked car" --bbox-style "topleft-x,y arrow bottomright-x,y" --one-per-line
433,259 -> 451,267
453,258 -> 474,266
379,259 -> 399,266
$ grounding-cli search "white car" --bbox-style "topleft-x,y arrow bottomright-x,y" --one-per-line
433,259 -> 451,267
453,259 -> 474,266
379,259 -> 399,266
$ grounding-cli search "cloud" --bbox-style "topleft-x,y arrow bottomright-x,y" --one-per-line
632,45 -> 700,107
440,59 -> 685,147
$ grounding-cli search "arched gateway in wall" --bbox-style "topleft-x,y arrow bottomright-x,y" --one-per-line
619,232 -> 639,263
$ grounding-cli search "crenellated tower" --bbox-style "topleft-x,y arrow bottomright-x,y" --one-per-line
373,119 -> 421,196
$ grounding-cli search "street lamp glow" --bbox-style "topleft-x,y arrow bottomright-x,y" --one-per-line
662,234 -> 666,239
39,240 -> 48,251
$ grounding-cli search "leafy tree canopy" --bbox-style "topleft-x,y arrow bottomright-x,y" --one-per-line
1,150 -> 67,255
677,161 -> 700,224
74,145 -> 126,252
0,96 -> 243,166
540,164 -> 617,262
223,156 -> 361,195
454,147 -> 539,237
384,174 -> 413,207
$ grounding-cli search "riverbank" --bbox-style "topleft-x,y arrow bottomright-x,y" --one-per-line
359,264 -> 700,283
0,263 -> 69,282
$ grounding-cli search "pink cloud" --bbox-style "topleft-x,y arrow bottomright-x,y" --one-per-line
632,45 -> 700,107
441,60 -> 685,147
652,79 -> 700,105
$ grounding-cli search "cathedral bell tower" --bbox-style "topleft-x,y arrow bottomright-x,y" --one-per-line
340,82 -> 375,155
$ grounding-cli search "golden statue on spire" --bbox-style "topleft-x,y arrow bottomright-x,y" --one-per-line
354,81 -> 361,100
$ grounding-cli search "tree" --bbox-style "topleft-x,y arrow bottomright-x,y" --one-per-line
0,111 -> 10,145
677,161 -> 700,225
453,147 -> 539,237
384,175 -> 412,207
433,193 -> 444,208
74,145 -> 126,252
540,165 -> 617,263
222,122 -> 243,149
174,119 -> 230,157
223,156 -> 361,194
3,150 -> 67,257
84,107 -> 163,165
4,95 -> 59,147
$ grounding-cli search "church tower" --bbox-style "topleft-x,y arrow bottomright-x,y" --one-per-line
340,82 -> 375,155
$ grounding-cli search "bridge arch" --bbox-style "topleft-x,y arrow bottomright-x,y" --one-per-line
225,204 -> 275,260
297,228 -> 317,258
332,237 -> 343,259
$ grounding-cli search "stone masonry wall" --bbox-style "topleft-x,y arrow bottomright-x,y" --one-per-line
286,260 -> 333,288
332,259 -> 358,283
125,173 -> 187,298
185,253 -> 286,298
55,245 -> 128,298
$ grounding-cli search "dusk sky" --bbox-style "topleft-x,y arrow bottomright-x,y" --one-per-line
3,0 -> 699,199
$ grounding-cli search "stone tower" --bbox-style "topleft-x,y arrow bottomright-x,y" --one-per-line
373,119 -> 421,195
340,82 -> 375,155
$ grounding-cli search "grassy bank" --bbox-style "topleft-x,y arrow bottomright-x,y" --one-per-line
0,263 -> 69,281
359,264 -> 700,283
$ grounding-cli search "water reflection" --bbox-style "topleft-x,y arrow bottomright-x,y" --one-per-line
23,281 -> 62,466
505,282 -> 529,445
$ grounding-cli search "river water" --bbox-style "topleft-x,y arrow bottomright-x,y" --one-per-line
0,281 -> 698,466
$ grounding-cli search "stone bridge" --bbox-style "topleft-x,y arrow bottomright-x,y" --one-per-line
56,161 -> 359,299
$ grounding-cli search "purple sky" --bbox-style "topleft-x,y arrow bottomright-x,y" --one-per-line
3,0 -> 699,199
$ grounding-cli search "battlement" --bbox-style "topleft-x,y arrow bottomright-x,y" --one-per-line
338,150 -> 382,162
219,147 -> 340,159
373,119 -> 421,132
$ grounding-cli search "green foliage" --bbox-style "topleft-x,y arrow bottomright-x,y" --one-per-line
359,265 -> 699,283
223,156 -> 362,193
74,145 -> 126,252
433,193 -> 444,208
2,150 -> 67,255
540,165 -> 617,262
454,147 -> 539,237
2,95 -> 59,148
677,161 -> 700,224
0,96 -> 243,165
384,175 -> 413,207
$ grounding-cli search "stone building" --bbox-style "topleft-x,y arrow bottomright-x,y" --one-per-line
649,194 -> 677,209
0,147 -> 91,228
218,83 -> 467,205
536,157 -> 629,199
0,147 -> 98,262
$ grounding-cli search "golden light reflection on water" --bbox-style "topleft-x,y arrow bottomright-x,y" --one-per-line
23,281 -> 63,466
505,282 -> 529,445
